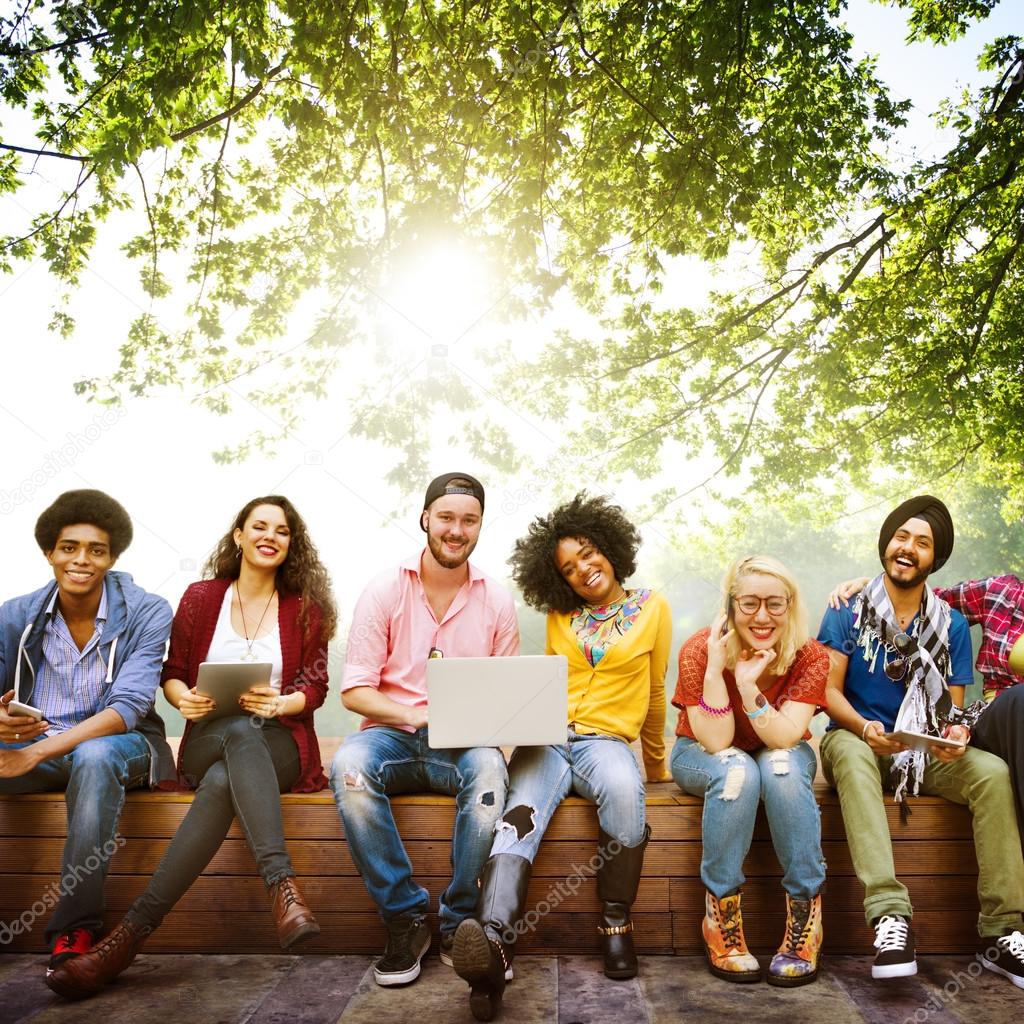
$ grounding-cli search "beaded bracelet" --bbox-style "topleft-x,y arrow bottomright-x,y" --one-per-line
698,695 -> 732,717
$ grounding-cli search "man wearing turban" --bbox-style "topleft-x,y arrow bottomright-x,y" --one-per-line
816,496 -> 1024,988
830,547 -> 1024,837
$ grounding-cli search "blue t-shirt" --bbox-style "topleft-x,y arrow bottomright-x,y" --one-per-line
817,602 -> 974,732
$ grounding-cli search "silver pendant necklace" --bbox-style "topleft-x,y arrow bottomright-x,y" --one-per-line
235,580 -> 275,661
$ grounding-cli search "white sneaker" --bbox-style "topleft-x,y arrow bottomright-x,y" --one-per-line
872,915 -> 917,979
982,930 -> 1024,989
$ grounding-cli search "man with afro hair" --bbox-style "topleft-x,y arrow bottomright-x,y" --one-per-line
0,489 -> 174,978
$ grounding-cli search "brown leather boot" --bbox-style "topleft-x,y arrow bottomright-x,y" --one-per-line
45,919 -> 151,1000
271,876 -> 320,949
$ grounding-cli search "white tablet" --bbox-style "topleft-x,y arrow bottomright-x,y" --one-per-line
884,729 -> 965,752
195,662 -> 273,721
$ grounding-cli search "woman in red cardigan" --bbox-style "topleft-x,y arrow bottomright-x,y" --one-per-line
48,495 -> 337,1000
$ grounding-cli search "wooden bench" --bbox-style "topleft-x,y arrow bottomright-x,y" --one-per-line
0,745 -> 980,957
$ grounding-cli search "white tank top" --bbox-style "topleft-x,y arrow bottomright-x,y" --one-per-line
208,586 -> 283,691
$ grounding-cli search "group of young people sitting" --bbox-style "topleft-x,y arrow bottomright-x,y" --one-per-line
0,479 -> 1022,1021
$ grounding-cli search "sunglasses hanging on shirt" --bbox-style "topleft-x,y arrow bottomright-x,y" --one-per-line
883,630 -> 915,682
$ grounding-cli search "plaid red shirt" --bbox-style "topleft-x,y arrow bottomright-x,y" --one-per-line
934,575 -> 1024,695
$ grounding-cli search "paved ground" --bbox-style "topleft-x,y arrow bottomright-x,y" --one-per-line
1,953 -> 1020,1023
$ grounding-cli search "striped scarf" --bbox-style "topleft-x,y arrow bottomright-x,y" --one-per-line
855,575 -> 984,802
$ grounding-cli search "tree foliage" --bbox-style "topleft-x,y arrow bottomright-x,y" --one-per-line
1,1 -> 1021,513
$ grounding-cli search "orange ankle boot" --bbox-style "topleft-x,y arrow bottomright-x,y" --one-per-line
702,890 -> 761,982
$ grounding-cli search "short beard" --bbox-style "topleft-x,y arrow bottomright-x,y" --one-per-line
427,532 -> 475,569
885,558 -> 930,590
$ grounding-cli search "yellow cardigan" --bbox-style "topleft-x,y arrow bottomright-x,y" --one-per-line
545,589 -> 672,780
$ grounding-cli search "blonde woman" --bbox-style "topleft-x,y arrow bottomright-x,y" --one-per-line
671,555 -> 828,986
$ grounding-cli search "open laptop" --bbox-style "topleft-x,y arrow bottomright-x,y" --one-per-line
426,655 -> 568,749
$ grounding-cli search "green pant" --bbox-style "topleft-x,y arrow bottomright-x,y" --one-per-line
820,728 -> 1024,937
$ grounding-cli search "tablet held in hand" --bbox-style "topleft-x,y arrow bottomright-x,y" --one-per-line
883,729 -> 966,752
195,662 -> 274,720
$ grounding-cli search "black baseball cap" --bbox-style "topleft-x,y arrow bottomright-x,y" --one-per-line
421,472 -> 485,531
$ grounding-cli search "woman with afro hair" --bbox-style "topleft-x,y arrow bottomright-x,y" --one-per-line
453,493 -> 671,1021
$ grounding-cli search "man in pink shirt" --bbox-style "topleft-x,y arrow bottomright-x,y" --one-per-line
330,473 -> 519,988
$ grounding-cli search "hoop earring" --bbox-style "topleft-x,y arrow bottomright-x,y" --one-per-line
235,545 -> 242,558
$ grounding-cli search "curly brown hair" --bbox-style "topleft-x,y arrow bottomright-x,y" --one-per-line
203,495 -> 338,642
509,492 -> 641,614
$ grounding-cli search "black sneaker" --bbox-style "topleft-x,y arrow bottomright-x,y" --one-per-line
982,930 -> 1024,989
47,929 -> 95,976
440,933 -> 454,967
373,914 -> 431,987
872,915 -> 917,978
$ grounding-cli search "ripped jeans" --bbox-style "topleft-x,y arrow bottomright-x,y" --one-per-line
671,737 -> 825,901
489,731 -> 648,862
330,726 -> 507,935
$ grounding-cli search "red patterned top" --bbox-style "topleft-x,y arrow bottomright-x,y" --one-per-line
935,576 -> 1024,695
162,578 -> 329,791
672,628 -> 829,751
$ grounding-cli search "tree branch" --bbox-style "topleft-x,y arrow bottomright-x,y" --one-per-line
567,4 -> 681,147
0,142 -> 89,162
608,345 -> 789,451
169,61 -> 287,143
3,30 -> 110,56
373,132 -> 390,243
131,160 -> 159,298
1,165 -> 96,253
836,228 -> 895,295
666,346 -> 792,504
196,59 -> 237,303
969,224 -> 1024,358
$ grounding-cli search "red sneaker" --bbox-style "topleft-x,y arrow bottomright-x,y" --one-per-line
48,929 -> 95,974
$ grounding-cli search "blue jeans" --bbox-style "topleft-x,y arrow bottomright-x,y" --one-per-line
671,737 -> 825,901
128,716 -> 300,931
330,726 -> 507,935
0,732 -> 151,941
490,732 -> 647,861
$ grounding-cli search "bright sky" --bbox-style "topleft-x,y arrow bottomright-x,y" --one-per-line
0,0 -> 1017,688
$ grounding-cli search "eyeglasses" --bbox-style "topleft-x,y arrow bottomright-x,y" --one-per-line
732,595 -> 790,616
